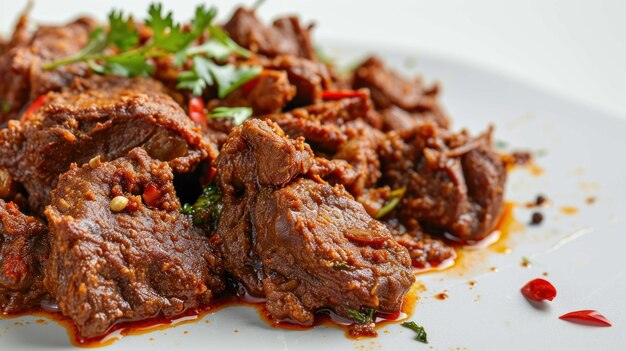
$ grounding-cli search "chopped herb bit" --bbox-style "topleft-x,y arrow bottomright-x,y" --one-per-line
181,184 -> 223,229
207,106 -> 253,126
521,257 -> 531,266
375,188 -> 406,219
252,0 -> 268,10
494,139 -> 509,151
332,262 -> 353,271
347,307 -> 376,324
401,321 -> 428,343
1,101 -> 10,113
42,3 -> 258,97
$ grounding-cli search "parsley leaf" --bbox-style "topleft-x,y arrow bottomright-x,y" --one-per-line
181,184 -> 222,229
93,51 -> 154,77
107,10 -> 139,51
145,3 -> 190,52
347,307 -> 376,324
190,5 -> 217,38
207,106 -> 253,126
401,321 -> 428,343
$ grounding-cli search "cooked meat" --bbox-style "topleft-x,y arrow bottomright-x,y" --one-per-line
211,69 -> 296,114
44,148 -> 224,338
0,76 -> 216,213
266,93 -> 378,153
0,200 -> 49,313
214,119 -> 414,326
266,55 -> 333,107
353,57 -> 449,129
0,16 -> 96,123
223,7 -> 315,59
380,123 -> 506,241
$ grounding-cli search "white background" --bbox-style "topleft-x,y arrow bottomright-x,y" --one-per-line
1,0 -> 625,119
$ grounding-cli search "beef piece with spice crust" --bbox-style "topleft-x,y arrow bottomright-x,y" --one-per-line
353,56 -> 450,129
0,15 -> 96,123
380,122 -> 506,241
44,148 -> 224,338
0,200 -> 49,313
214,119 -> 414,331
223,7 -> 315,60
0,76 -> 216,213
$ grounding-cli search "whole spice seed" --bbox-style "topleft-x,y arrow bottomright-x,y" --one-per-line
110,195 -> 129,212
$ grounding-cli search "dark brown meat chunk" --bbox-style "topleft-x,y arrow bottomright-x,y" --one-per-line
214,119 -> 413,326
380,123 -> 506,241
266,93 -> 379,153
223,7 -> 315,59
210,69 -> 296,115
0,16 -> 96,123
0,76 -> 216,213
0,200 -> 49,313
353,57 -> 449,129
44,148 -> 224,338
266,55 -> 333,107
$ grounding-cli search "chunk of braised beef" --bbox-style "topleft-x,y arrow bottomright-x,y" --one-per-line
380,123 -> 506,241
266,55 -> 333,107
0,16 -> 96,123
214,119 -> 414,328
0,200 -> 49,313
44,148 -> 224,338
223,7 -> 315,59
0,76 -> 216,213
353,56 -> 450,129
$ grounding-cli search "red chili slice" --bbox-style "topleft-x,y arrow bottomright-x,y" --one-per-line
21,95 -> 47,120
520,278 -> 557,302
320,90 -> 367,100
188,97 -> 207,126
142,182 -> 162,207
559,310 -> 612,327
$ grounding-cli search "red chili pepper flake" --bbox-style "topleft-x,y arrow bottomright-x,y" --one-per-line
142,182 -> 162,207
320,90 -> 367,100
559,310 -> 612,327
22,95 -> 47,120
188,97 -> 207,126
520,278 -> 557,302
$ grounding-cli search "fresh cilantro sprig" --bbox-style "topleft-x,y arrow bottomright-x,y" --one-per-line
375,188 -> 406,219
43,3 -> 260,97
401,321 -> 428,343
347,307 -> 376,324
207,106 -> 253,125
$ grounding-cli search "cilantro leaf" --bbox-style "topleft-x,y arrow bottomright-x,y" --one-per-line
146,3 -> 192,52
401,321 -> 428,343
207,107 -> 253,126
347,307 -> 376,324
207,63 -> 261,98
107,10 -> 139,51
190,5 -> 217,37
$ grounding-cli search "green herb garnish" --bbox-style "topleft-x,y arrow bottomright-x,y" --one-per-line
43,3 -> 260,97
207,106 -> 253,126
401,321 -> 428,343
332,262 -> 354,271
521,256 -> 531,266
1,101 -> 10,113
375,188 -> 406,219
347,307 -> 376,324
181,184 -> 223,229
494,139 -> 509,151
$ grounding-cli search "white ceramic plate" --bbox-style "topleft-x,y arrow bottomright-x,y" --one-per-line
1,37 -> 625,351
